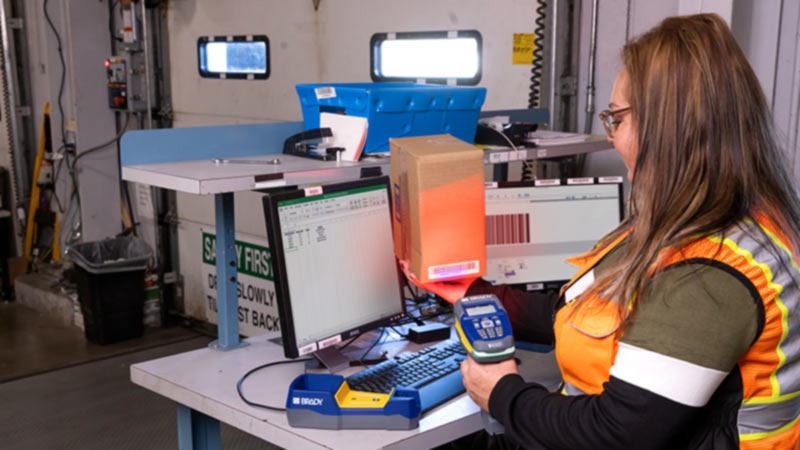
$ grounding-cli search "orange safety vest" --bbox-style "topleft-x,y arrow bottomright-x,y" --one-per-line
553,214 -> 800,449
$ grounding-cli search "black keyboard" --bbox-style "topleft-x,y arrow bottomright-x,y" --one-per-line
345,340 -> 467,412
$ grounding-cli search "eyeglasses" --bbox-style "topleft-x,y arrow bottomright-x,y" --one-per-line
598,106 -> 631,138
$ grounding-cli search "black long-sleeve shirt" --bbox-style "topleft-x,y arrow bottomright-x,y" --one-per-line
463,248 -> 760,449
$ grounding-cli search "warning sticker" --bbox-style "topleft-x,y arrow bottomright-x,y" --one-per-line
202,230 -> 280,338
513,33 -> 536,65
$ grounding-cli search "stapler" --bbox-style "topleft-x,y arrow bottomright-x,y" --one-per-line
283,128 -> 345,161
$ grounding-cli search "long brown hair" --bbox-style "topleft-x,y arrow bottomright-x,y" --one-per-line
574,13 -> 800,320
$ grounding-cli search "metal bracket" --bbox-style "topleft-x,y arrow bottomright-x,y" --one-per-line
559,76 -> 578,96
163,271 -> 177,284
7,18 -> 22,29
162,209 -> 180,226
14,105 -> 30,117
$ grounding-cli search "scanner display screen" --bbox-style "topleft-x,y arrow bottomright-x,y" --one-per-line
466,304 -> 497,317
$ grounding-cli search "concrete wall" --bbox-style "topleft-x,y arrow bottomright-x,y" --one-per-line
24,0 -> 122,246
165,0 -> 800,324
579,0 -> 798,190
167,0 -> 556,321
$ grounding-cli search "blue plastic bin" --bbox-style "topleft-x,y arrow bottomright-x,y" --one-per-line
296,82 -> 487,154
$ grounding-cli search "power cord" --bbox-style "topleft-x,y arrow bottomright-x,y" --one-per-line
45,0 -> 134,243
236,357 -> 312,412
390,325 -> 409,339
479,123 -> 534,177
43,0 -> 67,152
522,0 -> 548,182
44,0 -> 72,217
73,112 -> 131,165
358,328 -> 388,365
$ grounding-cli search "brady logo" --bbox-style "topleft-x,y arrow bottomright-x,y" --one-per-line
293,397 -> 323,406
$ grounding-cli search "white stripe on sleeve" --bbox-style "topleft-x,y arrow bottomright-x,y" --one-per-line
609,342 -> 729,407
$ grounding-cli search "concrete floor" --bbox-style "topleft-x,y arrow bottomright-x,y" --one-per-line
0,301 -> 199,382
0,301 -> 281,449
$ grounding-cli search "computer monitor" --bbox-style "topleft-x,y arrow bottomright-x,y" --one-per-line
484,178 -> 624,290
262,176 -> 405,363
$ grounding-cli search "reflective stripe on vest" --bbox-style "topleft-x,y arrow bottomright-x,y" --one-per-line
738,394 -> 800,438
721,218 -> 800,441
563,381 -> 588,396
713,220 -> 800,393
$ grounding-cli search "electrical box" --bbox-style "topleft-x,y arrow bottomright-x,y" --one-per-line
106,57 -> 128,109
106,55 -> 147,111
120,0 -> 140,50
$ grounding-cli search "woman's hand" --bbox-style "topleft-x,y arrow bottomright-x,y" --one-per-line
460,356 -> 520,411
399,259 -> 478,303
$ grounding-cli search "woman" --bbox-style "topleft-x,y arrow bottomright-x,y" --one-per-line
416,14 -> 800,449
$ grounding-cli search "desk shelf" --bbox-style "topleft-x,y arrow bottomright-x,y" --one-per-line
122,139 -> 611,196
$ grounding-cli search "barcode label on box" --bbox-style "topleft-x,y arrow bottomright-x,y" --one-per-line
486,213 -> 531,245
314,86 -> 337,100
429,260 -> 480,280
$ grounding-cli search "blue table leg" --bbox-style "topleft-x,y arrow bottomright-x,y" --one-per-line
209,192 -> 248,351
177,404 -> 221,450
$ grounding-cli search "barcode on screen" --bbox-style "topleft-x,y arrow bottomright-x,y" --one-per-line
486,213 -> 531,245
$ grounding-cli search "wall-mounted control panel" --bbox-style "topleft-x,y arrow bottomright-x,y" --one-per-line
106,57 -> 128,109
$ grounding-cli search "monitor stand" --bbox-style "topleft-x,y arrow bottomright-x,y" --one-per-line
310,346 -> 351,373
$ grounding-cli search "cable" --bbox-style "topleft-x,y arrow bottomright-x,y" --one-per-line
73,113 -> 131,165
522,0 -> 548,182
480,123 -> 518,152
43,0 -> 67,151
43,0 -> 73,231
359,327 -> 387,365
390,325 -> 408,338
236,357 -> 312,412
529,0 -> 547,109
405,276 -> 435,308
46,185 -> 63,216
338,333 -> 361,351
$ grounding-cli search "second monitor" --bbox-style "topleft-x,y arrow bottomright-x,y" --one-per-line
484,179 -> 624,290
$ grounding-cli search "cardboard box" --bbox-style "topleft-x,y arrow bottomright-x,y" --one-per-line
390,134 -> 485,283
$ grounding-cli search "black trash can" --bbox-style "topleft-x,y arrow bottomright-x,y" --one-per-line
67,237 -> 153,345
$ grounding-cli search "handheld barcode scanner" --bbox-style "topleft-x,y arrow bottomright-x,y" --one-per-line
454,294 -> 515,435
